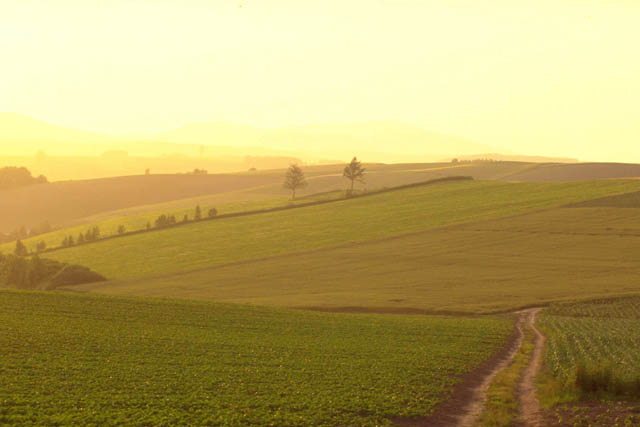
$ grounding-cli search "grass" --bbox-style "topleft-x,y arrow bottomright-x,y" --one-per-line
40,179 -> 640,282
1,160 -> 535,237
0,289 -> 512,426
69,203 -> 640,314
479,321 -> 535,426
538,297 -> 640,399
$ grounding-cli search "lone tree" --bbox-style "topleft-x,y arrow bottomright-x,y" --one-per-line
14,240 -> 28,256
195,205 -> 202,220
343,157 -> 365,195
117,225 -> 126,235
208,208 -> 218,218
283,164 -> 307,200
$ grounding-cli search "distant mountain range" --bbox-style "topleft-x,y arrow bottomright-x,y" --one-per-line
1,113 -> 516,163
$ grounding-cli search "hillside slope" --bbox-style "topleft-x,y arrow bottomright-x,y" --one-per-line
44,179 -> 640,281
0,162 -> 529,233
0,290 -> 511,425
70,206 -> 640,314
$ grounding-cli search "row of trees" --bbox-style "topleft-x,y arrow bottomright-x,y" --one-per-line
0,222 -> 54,244
0,166 -> 48,190
0,252 -> 106,290
62,226 -> 101,248
11,204 -> 223,256
153,205 -> 218,229
283,157 -> 366,199
0,253 -> 52,289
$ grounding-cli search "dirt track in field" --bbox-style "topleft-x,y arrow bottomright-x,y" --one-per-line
517,308 -> 544,426
395,308 -> 544,427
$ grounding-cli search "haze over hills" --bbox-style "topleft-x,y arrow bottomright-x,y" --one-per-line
2,112 -> 505,163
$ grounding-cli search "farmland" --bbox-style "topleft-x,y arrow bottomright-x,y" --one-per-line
0,289 -> 512,426
539,297 -> 640,396
38,179 -> 640,283
537,297 -> 640,426
4,160 -> 639,237
0,161 -> 520,234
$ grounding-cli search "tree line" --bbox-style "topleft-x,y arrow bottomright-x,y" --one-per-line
283,157 -> 365,200
0,221 -> 54,244
11,205 -> 220,256
0,252 -> 105,290
0,166 -> 48,191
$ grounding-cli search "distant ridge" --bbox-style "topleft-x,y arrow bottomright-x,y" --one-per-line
0,113 -> 502,162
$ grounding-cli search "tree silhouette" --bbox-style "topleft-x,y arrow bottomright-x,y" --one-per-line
195,205 -> 202,220
283,164 -> 307,200
14,240 -> 28,256
343,157 -> 366,195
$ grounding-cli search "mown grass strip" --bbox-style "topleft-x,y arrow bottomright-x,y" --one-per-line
479,317 -> 535,426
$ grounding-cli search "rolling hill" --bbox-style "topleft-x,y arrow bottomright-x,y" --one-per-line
36,178 -> 640,313
5,160 -> 640,236
0,161 -> 533,234
0,289 -> 511,425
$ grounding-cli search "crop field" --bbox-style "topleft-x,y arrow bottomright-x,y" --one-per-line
64,197 -> 640,314
539,297 -> 640,396
0,290 -> 512,426
6,159 -> 631,238
39,179 -> 640,282
0,161 -> 536,235
0,190 -> 346,254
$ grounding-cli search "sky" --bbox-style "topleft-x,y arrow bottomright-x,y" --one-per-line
1,0 -> 639,161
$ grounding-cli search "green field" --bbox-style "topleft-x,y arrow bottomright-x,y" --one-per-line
40,179 -> 640,283
2,161 -> 538,236
0,289 -> 512,426
536,297 -> 640,426
539,297 -> 640,396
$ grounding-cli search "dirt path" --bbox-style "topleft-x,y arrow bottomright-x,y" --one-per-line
396,309 -> 536,427
517,308 -> 544,426
395,308 -> 546,427
449,311 -> 530,427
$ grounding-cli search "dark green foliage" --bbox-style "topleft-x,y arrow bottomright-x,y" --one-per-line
67,235 -> 75,246
208,208 -> 218,218
0,166 -> 47,190
343,156 -> 366,195
182,214 -> 189,223
14,240 -> 28,256
283,164 -> 307,199
77,233 -> 85,244
84,226 -> 100,242
49,265 -> 107,288
0,254 -> 106,290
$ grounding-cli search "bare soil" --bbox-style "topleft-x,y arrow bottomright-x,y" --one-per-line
394,309 -> 538,427
516,308 -> 544,426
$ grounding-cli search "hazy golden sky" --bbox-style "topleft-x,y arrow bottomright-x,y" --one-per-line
1,0 -> 639,161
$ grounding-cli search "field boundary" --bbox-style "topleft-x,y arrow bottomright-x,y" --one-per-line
32,176 -> 472,256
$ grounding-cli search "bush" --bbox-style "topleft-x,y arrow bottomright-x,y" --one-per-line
48,265 -> 107,289
208,208 -> 218,218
